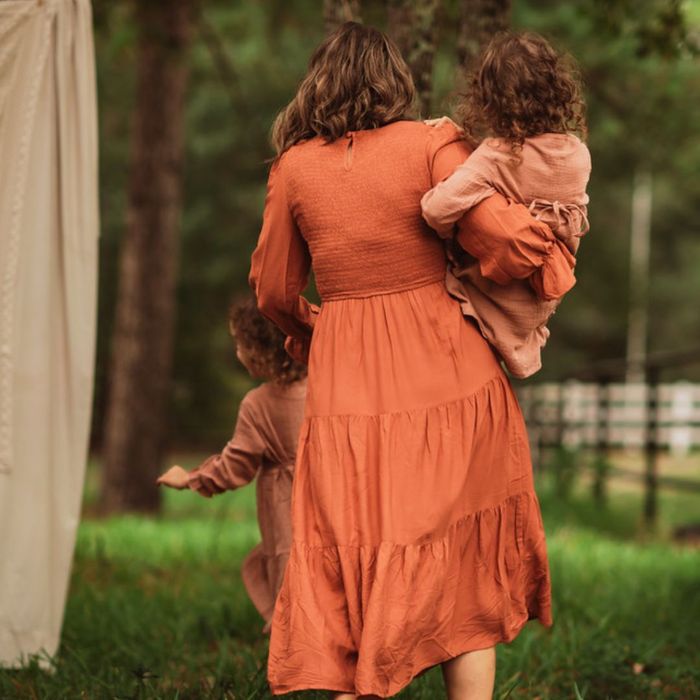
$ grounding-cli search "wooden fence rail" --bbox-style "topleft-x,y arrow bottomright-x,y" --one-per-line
518,381 -> 700,451
515,347 -> 700,525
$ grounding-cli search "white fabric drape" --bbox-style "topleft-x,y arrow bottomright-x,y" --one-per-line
0,0 -> 98,665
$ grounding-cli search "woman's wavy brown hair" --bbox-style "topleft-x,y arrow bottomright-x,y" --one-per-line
229,297 -> 307,386
272,22 -> 416,155
460,32 -> 587,150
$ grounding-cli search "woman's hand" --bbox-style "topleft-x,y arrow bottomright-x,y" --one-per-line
157,465 -> 189,490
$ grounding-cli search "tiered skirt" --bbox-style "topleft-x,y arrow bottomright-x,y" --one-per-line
268,280 -> 552,697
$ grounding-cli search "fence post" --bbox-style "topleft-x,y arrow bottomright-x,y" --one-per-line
533,384 -> 543,470
555,381 -> 566,448
518,386 -> 536,469
644,366 -> 661,526
593,375 -> 611,504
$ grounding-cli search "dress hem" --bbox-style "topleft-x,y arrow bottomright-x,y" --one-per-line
268,490 -> 552,696
269,611 -> 553,697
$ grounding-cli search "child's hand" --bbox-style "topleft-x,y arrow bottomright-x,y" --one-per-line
157,465 -> 189,490
424,116 -> 463,133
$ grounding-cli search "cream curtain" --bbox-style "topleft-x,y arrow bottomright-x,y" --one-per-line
0,0 -> 98,665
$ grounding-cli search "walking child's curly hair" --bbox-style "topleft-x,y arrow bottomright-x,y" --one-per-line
460,32 -> 587,151
229,297 -> 307,386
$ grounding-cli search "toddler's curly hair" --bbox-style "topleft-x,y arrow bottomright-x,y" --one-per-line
460,32 -> 587,150
229,297 -> 307,386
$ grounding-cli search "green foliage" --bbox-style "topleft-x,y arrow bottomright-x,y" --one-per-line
92,2 -> 325,449
580,0 -> 693,58
2,478 -> 699,698
508,0 -> 700,378
92,1 -> 700,448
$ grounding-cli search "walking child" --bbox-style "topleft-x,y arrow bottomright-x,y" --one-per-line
422,31 -> 591,378
157,297 -> 307,633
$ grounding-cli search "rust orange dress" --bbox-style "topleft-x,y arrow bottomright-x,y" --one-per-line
250,121 -> 554,697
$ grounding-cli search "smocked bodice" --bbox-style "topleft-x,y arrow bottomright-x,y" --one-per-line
280,121 -> 448,300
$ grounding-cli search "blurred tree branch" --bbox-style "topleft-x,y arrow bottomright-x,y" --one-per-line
457,0 -> 511,71
196,10 -> 242,112
323,0 -> 361,34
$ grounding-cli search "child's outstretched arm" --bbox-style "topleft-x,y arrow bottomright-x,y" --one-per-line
157,394 -> 264,498
421,144 -> 498,237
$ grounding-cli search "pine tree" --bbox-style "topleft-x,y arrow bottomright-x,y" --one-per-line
101,0 -> 195,512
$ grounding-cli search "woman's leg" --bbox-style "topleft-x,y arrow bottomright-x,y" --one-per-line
329,648 -> 496,700
441,647 -> 496,700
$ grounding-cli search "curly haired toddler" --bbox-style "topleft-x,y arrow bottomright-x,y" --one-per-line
422,32 -> 591,377
157,297 -> 307,633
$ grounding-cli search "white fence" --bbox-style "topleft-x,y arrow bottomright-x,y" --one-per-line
517,381 -> 700,455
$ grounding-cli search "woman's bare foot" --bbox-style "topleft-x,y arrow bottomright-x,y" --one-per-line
442,647 -> 496,700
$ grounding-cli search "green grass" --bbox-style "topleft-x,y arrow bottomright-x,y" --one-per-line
1,464 -> 699,700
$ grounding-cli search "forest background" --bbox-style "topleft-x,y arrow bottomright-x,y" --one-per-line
92,0 -> 700,510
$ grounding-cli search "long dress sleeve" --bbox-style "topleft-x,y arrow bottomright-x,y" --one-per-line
249,158 -> 319,363
428,126 -> 576,301
187,395 -> 265,497
459,197 -> 576,300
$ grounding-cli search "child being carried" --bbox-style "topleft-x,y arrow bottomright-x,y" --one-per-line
422,31 -> 591,378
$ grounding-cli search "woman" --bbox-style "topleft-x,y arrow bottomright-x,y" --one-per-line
250,22 -> 557,699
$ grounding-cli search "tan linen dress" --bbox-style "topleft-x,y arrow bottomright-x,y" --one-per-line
187,379 -> 307,623
422,133 -> 591,378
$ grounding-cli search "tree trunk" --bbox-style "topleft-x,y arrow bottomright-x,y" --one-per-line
387,0 -> 440,116
457,0 -> 511,72
101,0 -> 194,513
323,0 -> 361,34
626,167 -> 653,383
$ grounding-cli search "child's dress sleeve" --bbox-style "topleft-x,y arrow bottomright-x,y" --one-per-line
249,158 -> 319,364
427,126 -> 575,299
187,395 -> 265,496
422,142 -> 498,236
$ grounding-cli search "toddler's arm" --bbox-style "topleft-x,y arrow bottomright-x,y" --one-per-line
186,438 -> 261,497
158,395 -> 264,497
422,143 -> 498,237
